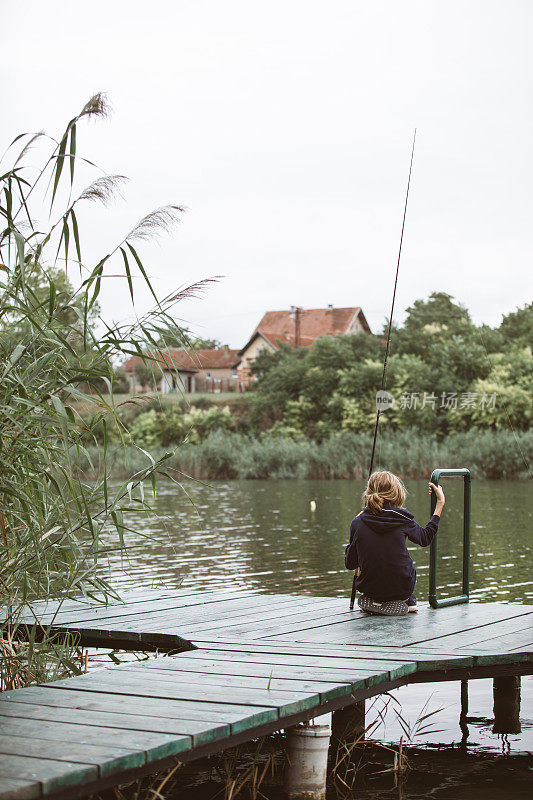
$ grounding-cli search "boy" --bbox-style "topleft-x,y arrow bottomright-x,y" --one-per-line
345,470 -> 445,616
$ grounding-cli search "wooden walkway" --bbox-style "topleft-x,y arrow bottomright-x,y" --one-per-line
1,590 -> 531,799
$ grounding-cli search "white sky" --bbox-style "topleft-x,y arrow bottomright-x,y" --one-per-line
3,0 -> 532,346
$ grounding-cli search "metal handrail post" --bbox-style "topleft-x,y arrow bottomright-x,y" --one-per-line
429,468 -> 471,609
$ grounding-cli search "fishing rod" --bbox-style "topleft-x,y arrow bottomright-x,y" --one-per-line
349,130 -> 417,611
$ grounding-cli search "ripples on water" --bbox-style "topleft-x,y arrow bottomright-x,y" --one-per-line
102,478 -> 532,603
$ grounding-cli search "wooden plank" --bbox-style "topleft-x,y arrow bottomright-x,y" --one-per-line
192,636 -> 481,655
257,603 -> 529,647
46,674 -> 322,715
453,647 -> 532,665
0,737 -> 144,778
0,777 -> 39,800
1,687 -> 276,726
12,587 -> 254,618
102,666 -> 357,703
189,640 -> 475,669
56,592 -> 297,630
260,605 -> 532,647
0,701 -> 229,745
183,607 -> 356,637
120,657 -> 398,682
177,652 -> 414,675
174,651 -> 415,685
123,597 -> 340,631
117,666 -> 352,695
0,718 -> 191,764
430,618 -> 533,650
85,596 -> 331,633
178,648 -> 418,674
0,754 -> 97,796
37,625 -> 192,651
13,590 -> 261,628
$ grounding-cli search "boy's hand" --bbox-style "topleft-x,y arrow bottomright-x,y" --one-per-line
429,482 -> 445,514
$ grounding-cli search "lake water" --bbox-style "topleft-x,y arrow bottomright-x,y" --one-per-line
98,478 -> 532,769
107,478 -> 532,603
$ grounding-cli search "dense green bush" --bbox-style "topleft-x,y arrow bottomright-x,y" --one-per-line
128,404 -> 234,448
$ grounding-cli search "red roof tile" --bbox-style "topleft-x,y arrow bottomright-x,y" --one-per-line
125,348 -> 239,373
252,307 -> 369,339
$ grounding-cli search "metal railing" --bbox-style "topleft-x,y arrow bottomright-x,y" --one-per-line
429,467 -> 471,609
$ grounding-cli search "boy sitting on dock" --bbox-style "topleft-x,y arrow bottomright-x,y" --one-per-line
345,471 -> 445,616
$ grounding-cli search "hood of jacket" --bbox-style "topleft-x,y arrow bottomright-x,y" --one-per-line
360,505 -> 414,533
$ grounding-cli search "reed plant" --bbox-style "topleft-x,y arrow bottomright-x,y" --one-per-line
78,428 -> 532,482
0,95 -> 206,689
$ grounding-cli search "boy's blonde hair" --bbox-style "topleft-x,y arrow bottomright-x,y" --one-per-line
363,471 -> 406,515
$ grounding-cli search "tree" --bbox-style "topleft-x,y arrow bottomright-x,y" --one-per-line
500,302 -> 533,347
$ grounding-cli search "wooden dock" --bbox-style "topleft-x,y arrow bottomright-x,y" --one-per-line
1,589 -> 531,799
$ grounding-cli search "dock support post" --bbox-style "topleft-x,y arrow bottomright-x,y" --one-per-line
493,676 -> 521,734
332,700 -> 366,750
330,701 -> 366,789
283,723 -> 331,800
459,680 -> 469,747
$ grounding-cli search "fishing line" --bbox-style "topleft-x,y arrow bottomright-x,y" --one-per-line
368,129 -> 417,478
350,130 -> 417,611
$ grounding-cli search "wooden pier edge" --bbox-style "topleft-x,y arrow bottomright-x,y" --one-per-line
1,590 -> 531,800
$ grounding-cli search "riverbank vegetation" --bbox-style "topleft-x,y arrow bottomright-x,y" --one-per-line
79,428 -> 532,481
77,294 -> 532,479
0,97 -> 198,688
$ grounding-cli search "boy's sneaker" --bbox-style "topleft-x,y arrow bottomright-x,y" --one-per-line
358,595 -> 409,617
406,595 -> 418,612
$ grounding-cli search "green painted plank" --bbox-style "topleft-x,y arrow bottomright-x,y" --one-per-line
261,607 -> 532,644
190,637 -> 472,658
61,593 -> 294,630
121,657 -> 389,683
31,624 -> 192,651
47,673 -> 321,714
12,590 -> 261,628
12,587 -> 254,617
123,600 -> 340,635
190,640 -> 474,669
0,754 -> 97,796
472,651 -> 533,666
178,648 -> 415,673
422,616 -> 533,650
118,666 -> 351,695
0,701 -> 230,745
184,608 -> 356,637
87,595 -> 324,633
0,777 -> 40,800
1,687 -> 274,725
0,737 -> 144,778
0,718 -> 191,764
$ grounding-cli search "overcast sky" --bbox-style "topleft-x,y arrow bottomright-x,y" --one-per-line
4,0 -> 532,347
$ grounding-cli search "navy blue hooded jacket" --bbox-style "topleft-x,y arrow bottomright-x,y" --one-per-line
345,505 -> 440,602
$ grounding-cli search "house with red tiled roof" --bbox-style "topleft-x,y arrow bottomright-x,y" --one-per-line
124,347 -> 240,394
236,305 -> 371,389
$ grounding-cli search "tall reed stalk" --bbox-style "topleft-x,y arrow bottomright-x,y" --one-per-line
0,95 -> 203,689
